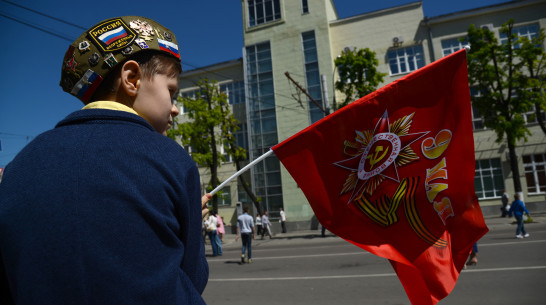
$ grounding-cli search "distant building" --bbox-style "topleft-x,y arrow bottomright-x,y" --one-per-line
177,0 -> 546,231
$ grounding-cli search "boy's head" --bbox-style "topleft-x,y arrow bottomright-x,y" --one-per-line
59,16 -> 182,135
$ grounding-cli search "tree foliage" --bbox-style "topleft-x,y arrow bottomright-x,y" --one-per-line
168,79 -> 245,211
334,47 -> 386,109
466,19 -> 546,192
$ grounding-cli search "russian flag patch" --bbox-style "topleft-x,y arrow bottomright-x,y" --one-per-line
158,39 -> 180,59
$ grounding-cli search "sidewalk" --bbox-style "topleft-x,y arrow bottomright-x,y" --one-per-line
214,212 -> 546,251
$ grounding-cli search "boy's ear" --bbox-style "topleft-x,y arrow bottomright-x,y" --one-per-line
120,60 -> 141,97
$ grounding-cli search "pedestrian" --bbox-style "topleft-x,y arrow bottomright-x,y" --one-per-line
236,207 -> 255,263
509,193 -> 531,239
217,215 -> 225,243
256,212 -> 262,236
280,208 -> 287,233
0,16 -> 209,304
261,211 -> 273,239
466,243 -> 479,266
500,189 -> 510,217
205,212 -> 220,256
214,212 -> 224,253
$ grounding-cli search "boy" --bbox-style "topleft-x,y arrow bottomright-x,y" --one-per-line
0,16 -> 209,304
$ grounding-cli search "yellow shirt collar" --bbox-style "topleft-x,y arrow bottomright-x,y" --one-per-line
82,101 -> 139,116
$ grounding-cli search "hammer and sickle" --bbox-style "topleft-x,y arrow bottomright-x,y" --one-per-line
366,146 -> 389,170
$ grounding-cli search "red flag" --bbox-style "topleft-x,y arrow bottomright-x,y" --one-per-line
272,49 -> 488,304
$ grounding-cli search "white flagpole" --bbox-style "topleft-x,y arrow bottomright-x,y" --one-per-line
210,149 -> 274,195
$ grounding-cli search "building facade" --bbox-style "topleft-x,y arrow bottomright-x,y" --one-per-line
177,0 -> 546,231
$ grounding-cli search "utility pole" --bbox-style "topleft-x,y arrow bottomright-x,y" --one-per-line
284,72 -> 328,115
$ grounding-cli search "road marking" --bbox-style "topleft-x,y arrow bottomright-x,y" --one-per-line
208,272 -> 397,282
207,251 -> 369,262
208,266 -> 546,282
479,239 -> 546,247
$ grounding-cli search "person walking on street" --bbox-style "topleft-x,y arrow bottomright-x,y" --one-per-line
500,189 -> 510,217
217,215 -> 225,243
280,208 -> 287,233
214,212 -> 223,255
509,193 -> 531,239
205,213 -> 220,256
261,211 -> 272,239
466,243 -> 479,266
236,207 -> 255,264
255,213 -> 262,236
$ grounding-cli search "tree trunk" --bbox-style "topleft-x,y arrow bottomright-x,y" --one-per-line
506,135 -> 522,193
535,102 -> 546,135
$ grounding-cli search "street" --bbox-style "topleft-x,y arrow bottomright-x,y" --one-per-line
202,216 -> 546,305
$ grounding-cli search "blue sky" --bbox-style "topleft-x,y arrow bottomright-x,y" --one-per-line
0,0 -> 509,167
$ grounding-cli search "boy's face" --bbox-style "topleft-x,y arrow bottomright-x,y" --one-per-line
132,73 -> 179,135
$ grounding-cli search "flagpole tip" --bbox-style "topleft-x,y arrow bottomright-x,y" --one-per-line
464,45 -> 471,52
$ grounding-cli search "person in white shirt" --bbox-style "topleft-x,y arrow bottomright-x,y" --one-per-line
261,211 -> 272,239
280,208 -> 287,233
205,213 -> 220,256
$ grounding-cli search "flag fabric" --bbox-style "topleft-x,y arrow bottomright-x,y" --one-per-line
272,49 -> 488,304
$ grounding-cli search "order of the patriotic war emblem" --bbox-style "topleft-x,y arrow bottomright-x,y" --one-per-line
334,110 -> 454,248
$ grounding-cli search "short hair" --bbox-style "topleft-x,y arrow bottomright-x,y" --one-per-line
90,50 -> 182,102
243,207 -> 249,213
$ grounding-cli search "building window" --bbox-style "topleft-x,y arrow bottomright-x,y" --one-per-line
387,45 -> 425,75
499,23 -> 540,48
469,87 -> 485,130
245,41 -> 283,212
522,104 -> 546,124
248,0 -> 281,27
220,81 -> 246,105
178,89 -> 199,114
219,186 -> 232,206
302,0 -> 309,14
302,31 -> 324,124
441,37 -> 468,57
220,142 -> 231,163
523,154 -> 546,194
474,158 -> 505,199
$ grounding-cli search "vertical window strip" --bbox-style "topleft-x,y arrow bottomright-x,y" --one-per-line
302,31 -> 324,123
245,41 -> 283,212
302,0 -> 309,14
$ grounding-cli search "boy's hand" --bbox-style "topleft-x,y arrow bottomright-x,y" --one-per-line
201,193 -> 212,219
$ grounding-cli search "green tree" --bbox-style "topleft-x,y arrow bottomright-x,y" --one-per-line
466,19 -> 545,194
516,26 -> 546,134
168,79 -> 245,212
334,47 -> 386,109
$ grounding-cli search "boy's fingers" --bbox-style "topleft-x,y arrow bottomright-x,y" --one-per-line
202,193 -> 212,207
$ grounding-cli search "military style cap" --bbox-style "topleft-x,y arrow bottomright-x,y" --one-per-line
60,16 -> 181,103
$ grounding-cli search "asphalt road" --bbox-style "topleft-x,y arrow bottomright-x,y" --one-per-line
202,217 -> 546,305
